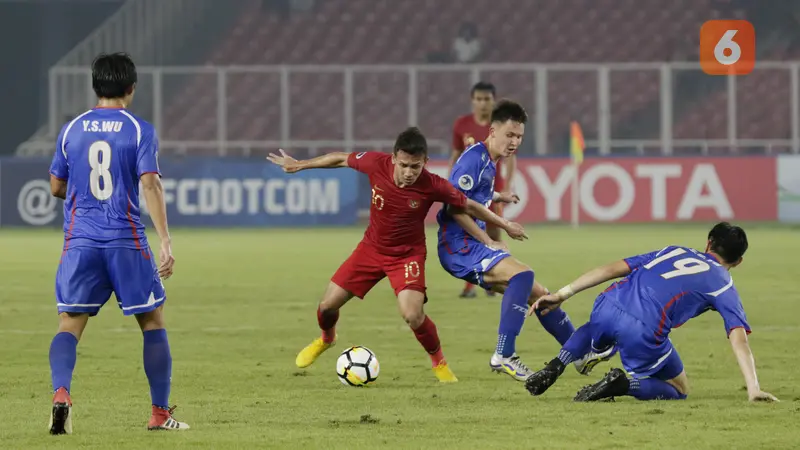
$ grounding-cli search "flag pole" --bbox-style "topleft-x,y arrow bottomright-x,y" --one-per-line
571,164 -> 580,229
569,121 -> 585,229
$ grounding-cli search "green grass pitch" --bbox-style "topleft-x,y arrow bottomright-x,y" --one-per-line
0,224 -> 798,449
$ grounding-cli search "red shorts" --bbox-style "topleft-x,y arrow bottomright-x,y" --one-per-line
331,241 -> 427,299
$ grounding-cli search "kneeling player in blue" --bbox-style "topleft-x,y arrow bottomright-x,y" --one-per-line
46,53 -> 188,434
525,222 -> 778,403
437,100 -> 612,381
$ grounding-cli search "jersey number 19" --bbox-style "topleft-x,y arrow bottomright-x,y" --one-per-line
643,248 -> 711,280
89,141 -> 113,200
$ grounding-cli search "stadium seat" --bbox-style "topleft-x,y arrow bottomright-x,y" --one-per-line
162,0 -> 730,153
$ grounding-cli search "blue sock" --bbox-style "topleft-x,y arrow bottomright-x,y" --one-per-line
49,332 -> 78,393
628,378 -> 687,400
559,323 -> 593,365
496,271 -> 534,357
534,307 -> 576,345
143,329 -> 172,409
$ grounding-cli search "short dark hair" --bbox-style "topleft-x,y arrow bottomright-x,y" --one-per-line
491,99 -> 528,125
471,81 -> 496,98
393,127 -> 428,156
92,52 -> 137,99
707,222 -> 748,264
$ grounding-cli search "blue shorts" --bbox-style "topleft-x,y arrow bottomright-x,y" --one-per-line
55,247 -> 166,317
589,294 -> 684,380
437,238 -> 510,290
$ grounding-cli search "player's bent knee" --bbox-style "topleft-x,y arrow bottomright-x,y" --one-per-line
320,282 -> 354,311
57,312 -> 89,340
484,257 -> 531,285
135,305 -> 165,331
402,310 -> 426,329
396,289 -> 426,329
667,372 -> 690,396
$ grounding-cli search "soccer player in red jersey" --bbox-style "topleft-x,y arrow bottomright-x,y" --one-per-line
449,82 -> 518,298
267,127 -> 527,382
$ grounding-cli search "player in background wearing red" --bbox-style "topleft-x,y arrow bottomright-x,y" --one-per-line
449,82 -> 517,298
268,127 -> 527,382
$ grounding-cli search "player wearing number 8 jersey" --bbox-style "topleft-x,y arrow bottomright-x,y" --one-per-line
46,53 -> 187,434
268,127 -> 527,382
525,222 -> 778,403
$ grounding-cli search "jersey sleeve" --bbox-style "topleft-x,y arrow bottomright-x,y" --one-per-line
347,151 -> 384,174
452,119 -> 465,152
711,286 -> 751,337
448,150 -> 483,199
49,125 -> 69,180
623,246 -> 675,270
430,173 -> 468,207
136,126 -> 161,177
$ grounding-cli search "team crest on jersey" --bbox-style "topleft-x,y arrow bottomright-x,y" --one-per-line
408,199 -> 420,209
356,152 -> 366,159
458,175 -> 474,190
464,135 -> 475,146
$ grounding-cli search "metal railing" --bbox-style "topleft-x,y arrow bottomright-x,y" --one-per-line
22,61 -> 800,156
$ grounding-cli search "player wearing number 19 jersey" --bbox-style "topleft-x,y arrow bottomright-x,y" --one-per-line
268,127 -> 526,383
525,222 -> 778,403
46,53 -> 187,434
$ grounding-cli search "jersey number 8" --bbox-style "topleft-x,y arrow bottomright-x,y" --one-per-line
642,247 -> 711,280
89,141 -> 113,200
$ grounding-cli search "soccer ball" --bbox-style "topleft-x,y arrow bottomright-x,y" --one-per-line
336,346 -> 380,387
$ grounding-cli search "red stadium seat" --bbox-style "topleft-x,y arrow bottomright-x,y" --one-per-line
163,0 -> 742,153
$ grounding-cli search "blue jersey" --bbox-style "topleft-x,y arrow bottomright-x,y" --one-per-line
49,107 -> 160,250
436,142 -> 496,248
605,245 -> 751,340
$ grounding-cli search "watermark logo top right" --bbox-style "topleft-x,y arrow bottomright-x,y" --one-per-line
700,20 -> 756,75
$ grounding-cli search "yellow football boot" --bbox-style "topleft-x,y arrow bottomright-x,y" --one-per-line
295,337 -> 335,368
432,362 -> 459,383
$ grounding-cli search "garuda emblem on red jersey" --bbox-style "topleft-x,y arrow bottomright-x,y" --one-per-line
408,199 -> 420,209
464,135 -> 475,146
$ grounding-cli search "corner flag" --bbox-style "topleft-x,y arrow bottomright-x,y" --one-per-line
570,121 -> 584,165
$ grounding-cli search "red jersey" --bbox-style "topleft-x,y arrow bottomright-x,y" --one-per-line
347,151 -> 467,257
452,114 -> 507,189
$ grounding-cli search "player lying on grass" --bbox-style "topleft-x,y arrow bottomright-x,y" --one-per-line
438,99 -> 611,382
524,222 -> 778,403
46,53 -> 187,435
267,127 -> 527,383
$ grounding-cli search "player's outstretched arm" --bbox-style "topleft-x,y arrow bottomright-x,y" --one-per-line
462,198 -> 527,241
267,149 -> 349,173
449,210 -> 507,251
531,260 -> 631,316
141,173 -> 174,280
729,327 -> 778,402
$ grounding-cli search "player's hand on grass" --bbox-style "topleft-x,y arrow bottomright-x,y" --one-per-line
529,294 -> 566,317
158,240 -> 175,280
267,149 -> 301,173
748,390 -> 779,402
495,192 -> 520,204
504,221 -> 528,241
